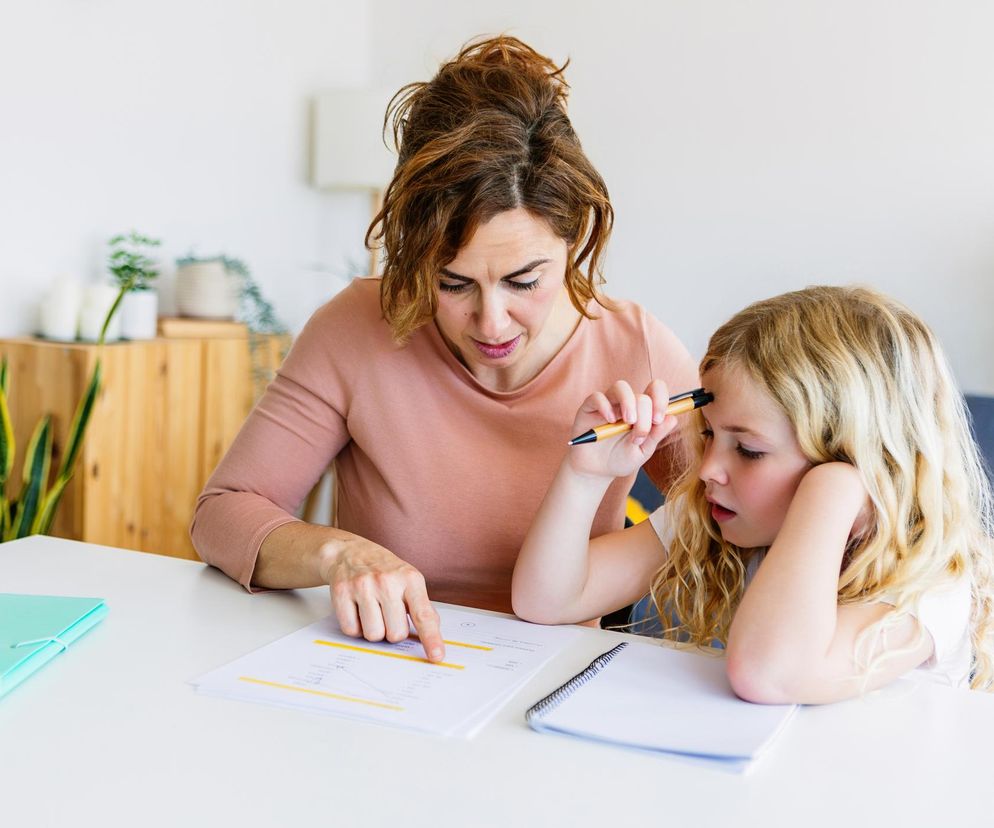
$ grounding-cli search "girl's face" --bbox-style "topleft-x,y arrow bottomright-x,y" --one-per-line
433,208 -> 576,392
698,364 -> 813,548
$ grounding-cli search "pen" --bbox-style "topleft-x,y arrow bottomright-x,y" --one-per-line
567,388 -> 713,446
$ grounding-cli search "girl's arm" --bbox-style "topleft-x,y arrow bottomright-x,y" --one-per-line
726,462 -> 933,704
512,380 -> 676,624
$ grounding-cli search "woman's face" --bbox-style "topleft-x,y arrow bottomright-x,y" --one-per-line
434,208 -> 575,391
697,364 -> 813,548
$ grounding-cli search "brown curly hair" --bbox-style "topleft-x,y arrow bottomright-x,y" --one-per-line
366,35 -> 615,342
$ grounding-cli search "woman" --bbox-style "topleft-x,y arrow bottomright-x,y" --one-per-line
191,36 -> 697,662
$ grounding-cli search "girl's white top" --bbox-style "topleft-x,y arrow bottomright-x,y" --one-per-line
649,502 -> 972,688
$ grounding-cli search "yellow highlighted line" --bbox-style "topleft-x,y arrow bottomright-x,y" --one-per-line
313,639 -> 465,670
238,676 -> 404,711
409,634 -> 493,652
442,639 -> 492,651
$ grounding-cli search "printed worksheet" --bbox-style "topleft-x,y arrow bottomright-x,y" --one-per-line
192,607 -> 580,737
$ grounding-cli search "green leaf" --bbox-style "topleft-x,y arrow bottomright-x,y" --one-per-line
0,373 -> 14,489
57,359 -> 102,479
99,287 -> 128,345
10,416 -> 52,540
34,475 -> 69,535
0,497 -> 10,541
108,230 -> 161,291
0,356 -> 8,396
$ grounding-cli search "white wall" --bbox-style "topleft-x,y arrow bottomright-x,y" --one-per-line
370,0 -> 994,394
0,0 -> 373,335
3,1 -> 993,394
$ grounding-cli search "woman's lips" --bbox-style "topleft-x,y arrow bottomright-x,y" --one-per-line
472,335 -> 521,360
710,502 -> 737,522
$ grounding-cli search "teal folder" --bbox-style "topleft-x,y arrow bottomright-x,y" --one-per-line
0,593 -> 108,699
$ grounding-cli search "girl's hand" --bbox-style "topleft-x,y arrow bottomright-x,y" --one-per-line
567,379 -> 680,480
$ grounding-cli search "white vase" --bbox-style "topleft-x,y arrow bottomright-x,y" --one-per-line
175,262 -> 240,319
78,284 -> 122,342
39,277 -> 83,341
120,290 -> 159,340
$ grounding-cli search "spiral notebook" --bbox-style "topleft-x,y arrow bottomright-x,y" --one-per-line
526,640 -> 796,773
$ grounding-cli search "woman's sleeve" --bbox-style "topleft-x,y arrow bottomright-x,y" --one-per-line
189,300 -> 355,590
640,313 -> 699,495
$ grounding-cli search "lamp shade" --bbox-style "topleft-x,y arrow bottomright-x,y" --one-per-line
311,89 -> 397,190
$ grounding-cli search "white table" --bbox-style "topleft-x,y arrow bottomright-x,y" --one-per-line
3,536 -> 992,828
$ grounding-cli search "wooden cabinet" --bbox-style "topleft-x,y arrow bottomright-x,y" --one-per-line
0,325 -> 289,560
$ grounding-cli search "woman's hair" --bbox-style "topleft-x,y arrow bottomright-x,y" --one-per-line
649,285 -> 994,689
367,35 -> 615,341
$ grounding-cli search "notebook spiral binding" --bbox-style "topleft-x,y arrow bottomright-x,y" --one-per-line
525,641 -> 629,722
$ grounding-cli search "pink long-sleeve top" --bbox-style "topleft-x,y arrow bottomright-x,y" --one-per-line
191,277 -> 698,612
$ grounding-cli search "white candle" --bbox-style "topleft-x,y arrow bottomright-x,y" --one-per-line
78,284 -> 121,342
39,278 -> 82,341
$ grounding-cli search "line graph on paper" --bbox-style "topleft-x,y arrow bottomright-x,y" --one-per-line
193,606 -> 580,736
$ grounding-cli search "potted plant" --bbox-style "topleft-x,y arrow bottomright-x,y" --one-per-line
109,230 -> 161,340
0,288 -> 126,541
0,231 -> 162,541
174,253 -> 287,333
174,254 -> 239,320
221,256 -> 287,335
174,253 -> 290,400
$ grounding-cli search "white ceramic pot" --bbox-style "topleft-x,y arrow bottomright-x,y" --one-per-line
39,277 -> 82,341
78,284 -> 122,342
120,290 -> 159,340
175,262 -> 240,319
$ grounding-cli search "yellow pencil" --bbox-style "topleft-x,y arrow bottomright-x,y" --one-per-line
567,388 -> 713,446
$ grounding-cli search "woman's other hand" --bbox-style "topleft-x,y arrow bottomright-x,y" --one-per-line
567,379 -> 679,480
319,538 -> 445,663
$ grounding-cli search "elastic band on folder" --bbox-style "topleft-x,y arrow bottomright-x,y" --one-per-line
12,636 -> 70,653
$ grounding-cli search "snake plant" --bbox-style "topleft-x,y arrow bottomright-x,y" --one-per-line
0,231 -> 158,542
0,355 -> 102,541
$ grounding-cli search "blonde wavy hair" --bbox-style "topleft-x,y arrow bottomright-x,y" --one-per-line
649,285 -> 994,689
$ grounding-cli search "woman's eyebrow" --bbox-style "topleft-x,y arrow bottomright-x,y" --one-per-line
439,259 -> 551,281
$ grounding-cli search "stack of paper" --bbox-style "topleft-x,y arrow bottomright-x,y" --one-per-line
192,606 -> 579,737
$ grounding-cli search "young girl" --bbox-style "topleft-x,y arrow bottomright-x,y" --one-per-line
512,286 -> 994,703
